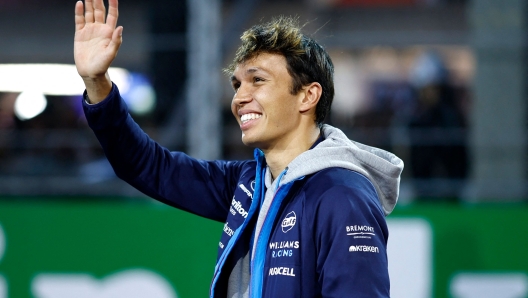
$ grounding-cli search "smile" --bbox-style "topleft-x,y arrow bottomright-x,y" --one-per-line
240,113 -> 262,124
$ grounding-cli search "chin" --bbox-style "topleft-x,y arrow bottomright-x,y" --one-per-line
241,136 -> 257,148
240,133 -> 263,149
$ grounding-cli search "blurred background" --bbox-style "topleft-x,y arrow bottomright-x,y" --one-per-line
0,0 -> 526,297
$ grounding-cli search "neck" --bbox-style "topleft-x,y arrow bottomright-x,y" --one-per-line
263,125 -> 321,180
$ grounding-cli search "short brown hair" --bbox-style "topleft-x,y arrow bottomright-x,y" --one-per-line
226,16 -> 334,126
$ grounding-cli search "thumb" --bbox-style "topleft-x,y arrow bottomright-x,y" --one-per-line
108,26 -> 123,53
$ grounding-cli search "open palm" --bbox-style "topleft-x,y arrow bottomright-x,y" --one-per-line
74,0 -> 122,79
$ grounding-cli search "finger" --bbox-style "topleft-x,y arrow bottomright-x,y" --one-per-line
84,0 -> 94,23
93,0 -> 106,24
108,26 -> 123,53
75,1 -> 86,31
106,0 -> 119,29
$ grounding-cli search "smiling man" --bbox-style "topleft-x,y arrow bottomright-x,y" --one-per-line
230,52 -> 322,177
75,0 -> 404,297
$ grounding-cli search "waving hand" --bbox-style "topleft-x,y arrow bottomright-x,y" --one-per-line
74,0 -> 122,103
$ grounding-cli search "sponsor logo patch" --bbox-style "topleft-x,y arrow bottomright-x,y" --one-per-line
269,267 -> 295,277
223,222 -> 234,237
349,245 -> 380,253
346,225 -> 376,239
230,197 -> 248,218
281,211 -> 296,233
238,184 -> 253,200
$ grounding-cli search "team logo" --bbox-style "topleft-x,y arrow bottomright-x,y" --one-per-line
281,211 -> 296,233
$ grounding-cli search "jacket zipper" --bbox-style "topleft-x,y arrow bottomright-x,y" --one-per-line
249,168 -> 289,298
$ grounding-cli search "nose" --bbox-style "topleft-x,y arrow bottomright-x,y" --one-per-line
232,83 -> 252,107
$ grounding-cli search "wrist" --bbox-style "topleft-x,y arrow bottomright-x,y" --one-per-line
83,73 -> 113,104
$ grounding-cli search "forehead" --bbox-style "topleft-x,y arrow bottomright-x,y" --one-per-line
233,53 -> 289,79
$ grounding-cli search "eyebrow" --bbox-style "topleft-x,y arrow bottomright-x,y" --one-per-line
231,67 -> 269,82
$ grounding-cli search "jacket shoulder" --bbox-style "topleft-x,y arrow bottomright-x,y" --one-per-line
303,168 -> 378,196
300,168 -> 383,215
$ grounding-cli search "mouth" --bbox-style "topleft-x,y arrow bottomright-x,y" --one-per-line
240,113 -> 262,124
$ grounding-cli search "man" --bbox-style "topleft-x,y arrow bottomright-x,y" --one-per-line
74,0 -> 404,297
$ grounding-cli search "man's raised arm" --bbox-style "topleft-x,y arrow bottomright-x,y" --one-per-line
74,0 -> 122,104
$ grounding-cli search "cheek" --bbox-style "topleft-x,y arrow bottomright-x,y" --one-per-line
278,93 -> 300,115
269,102 -> 296,128
230,100 -> 238,119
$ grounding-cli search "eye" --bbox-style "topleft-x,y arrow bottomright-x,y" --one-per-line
232,82 -> 240,92
254,77 -> 264,83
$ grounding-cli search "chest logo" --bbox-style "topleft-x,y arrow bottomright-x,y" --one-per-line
346,225 -> 376,239
281,211 -> 297,233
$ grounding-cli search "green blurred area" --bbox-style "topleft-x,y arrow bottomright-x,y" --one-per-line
0,199 -> 222,298
391,203 -> 528,297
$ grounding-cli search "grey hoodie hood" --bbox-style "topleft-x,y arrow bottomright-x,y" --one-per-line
276,124 -> 404,215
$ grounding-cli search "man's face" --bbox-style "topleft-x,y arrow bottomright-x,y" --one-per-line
230,53 -> 305,150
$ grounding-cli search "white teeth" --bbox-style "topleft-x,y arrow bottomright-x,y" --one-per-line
241,113 -> 262,123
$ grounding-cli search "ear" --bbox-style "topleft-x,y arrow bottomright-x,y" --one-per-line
299,82 -> 322,114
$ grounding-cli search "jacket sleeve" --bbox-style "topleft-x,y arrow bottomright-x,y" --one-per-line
314,177 -> 390,297
82,83 -> 243,222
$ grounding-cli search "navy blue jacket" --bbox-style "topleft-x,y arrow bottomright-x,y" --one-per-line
83,84 -> 404,298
